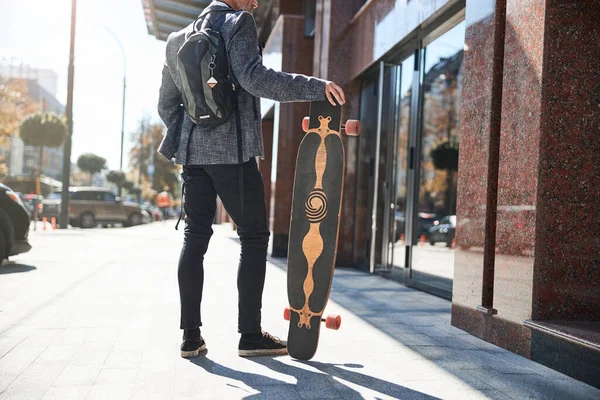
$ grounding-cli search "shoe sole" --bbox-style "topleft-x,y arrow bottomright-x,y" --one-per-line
238,348 -> 288,357
180,343 -> 207,358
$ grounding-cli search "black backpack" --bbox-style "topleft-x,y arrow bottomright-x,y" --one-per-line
177,7 -> 238,127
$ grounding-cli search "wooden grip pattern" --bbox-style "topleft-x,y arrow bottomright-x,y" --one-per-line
289,115 -> 341,329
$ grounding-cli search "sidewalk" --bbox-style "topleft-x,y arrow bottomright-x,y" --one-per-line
0,222 -> 598,399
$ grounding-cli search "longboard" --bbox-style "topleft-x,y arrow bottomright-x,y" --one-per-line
284,100 -> 360,360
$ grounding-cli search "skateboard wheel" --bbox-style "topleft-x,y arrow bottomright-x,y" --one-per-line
325,315 -> 342,330
302,117 -> 310,132
344,119 -> 361,136
283,307 -> 291,321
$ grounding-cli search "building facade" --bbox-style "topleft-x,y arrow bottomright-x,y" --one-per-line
0,61 -> 66,182
143,0 -> 599,388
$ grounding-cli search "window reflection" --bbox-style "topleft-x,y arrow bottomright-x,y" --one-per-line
355,76 -> 379,267
411,21 -> 465,294
390,56 -> 414,270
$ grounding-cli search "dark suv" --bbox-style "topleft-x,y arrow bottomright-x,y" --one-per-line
42,187 -> 142,229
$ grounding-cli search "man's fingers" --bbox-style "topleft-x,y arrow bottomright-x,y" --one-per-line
325,82 -> 346,106
326,89 -> 336,106
333,86 -> 344,105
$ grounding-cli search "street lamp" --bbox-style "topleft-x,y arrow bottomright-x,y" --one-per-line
60,0 -> 77,229
102,26 -> 127,171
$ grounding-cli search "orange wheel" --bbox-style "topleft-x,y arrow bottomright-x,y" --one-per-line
302,117 -> 310,132
325,315 -> 342,330
344,120 -> 361,136
283,307 -> 291,321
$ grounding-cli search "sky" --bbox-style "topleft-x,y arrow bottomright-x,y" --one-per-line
0,0 -> 167,171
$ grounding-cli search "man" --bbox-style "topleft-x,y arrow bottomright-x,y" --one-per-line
157,0 -> 346,359
156,186 -> 172,222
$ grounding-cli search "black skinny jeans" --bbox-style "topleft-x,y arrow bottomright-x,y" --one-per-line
178,158 -> 269,334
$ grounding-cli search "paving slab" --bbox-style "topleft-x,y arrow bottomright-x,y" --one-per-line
0,222 -> 597,399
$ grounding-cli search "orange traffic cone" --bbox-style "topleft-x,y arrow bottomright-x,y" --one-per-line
420,235 -> 426,247
51,217 -> 57,230
42,217 -> 47,231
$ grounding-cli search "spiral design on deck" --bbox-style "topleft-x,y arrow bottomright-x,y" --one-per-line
305,189 -> 328,223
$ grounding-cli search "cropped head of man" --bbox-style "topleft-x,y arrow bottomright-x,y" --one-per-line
223,0 -> 258,12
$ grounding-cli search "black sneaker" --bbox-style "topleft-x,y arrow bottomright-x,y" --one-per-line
180,337 -> 206,358
238,332 -> 288,357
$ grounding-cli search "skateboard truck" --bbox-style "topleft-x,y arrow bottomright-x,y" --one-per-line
284,307 -> 342,330
302,117 -> 361,136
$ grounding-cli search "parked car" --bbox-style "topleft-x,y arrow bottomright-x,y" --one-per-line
140,208 -> 152,224
18,193 -> 44,221
141,202 -> 162,222
42,187 -> 143,229
0,184 -> 32,262
418,212 -> 440,238
394,211 -> 441,242
428,215 -> 456,247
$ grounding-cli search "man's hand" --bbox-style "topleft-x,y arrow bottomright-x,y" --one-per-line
325,81 -> 346,106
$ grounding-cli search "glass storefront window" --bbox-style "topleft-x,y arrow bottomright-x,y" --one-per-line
389,55 -> 414,270
357,66 -> 397,269
411,21 -> 465,294
356,15 -> 465,299
355,76 -> 378,267
375,66 -> 397,268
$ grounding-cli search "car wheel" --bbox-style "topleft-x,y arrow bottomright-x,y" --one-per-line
429,240 -> 436,246
128,213 -> 141,227
80,213 -> 96,229
0,228 -> 6,263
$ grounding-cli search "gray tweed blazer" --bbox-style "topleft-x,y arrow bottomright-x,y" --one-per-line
157,1 -> 327,165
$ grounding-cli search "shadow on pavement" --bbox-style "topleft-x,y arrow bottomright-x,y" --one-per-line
189,355 -> 302,397
190,354 -> 439,399
251,357 -> 441,399
0,262 -> 37,274
223,232 -> 599,399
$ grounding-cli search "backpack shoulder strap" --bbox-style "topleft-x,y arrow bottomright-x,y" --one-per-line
192,9 -> 232,35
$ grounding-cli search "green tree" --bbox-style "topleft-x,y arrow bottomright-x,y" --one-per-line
19,112 -> 68,229
123,180 -> 134,191
106,170 -> 126,197
2,78 -> 38,184
2,78 -> 39,139
430,137 -> 459,171
129,117 -> 180,200
20,113 -> 68,175
77,153 -> 107,186
129,186 -> 141,198
430,137 -> 459,215
122,180 -> 135,200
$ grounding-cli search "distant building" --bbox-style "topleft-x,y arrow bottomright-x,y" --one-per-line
0,59 -> 65,181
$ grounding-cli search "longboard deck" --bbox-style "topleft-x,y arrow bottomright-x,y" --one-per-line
287,101 -> 345,360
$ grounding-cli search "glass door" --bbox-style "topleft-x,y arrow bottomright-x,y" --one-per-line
408,21 -> 466,296
358,14 -> 465,300
384,55 -> 416,272
357,62 -> 401,272
376,63 -> 401,271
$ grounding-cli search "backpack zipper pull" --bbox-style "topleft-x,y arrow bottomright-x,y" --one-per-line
207,55 -> 218,88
